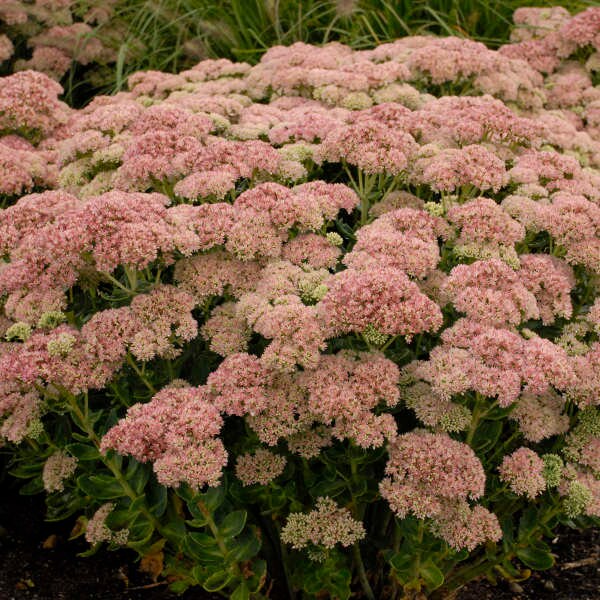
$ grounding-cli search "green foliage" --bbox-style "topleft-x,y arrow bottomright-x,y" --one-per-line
2,1 -> 600,598
67,0 -> 596,99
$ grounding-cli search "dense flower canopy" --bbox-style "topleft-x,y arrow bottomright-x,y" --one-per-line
1,6 -> 600,596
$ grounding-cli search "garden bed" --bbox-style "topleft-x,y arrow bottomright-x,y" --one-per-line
1,490 -> 599,600
2,4 -> 600,599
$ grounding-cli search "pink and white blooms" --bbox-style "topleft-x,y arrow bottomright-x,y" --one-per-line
281,497 -> 366,551
42,450 -> 77,492
499,447 -> 547,499
100,385 -> 227,489
2,6 -> 600,595
380,431 -> 486,520
235,448 -> 287,486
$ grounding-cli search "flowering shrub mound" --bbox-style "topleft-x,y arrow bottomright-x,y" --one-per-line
2,6 -> 600,599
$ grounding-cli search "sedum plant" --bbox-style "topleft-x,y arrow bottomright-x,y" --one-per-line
1,5 -> 600,599
0,0 -> 123,103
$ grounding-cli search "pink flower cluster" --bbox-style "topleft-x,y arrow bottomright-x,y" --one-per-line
1,6 -> 600,558
442,259 -> 539,327
207,349 -> 400,450
43,450 -> 78,493
0,1 -> 117,81
510,390 -> 569,442
380,431 -> 486,519
85,502 -> 129,546
280,497 -> 365,551
499,447 -> 547,498
380,431 -> 501,550
344,207 -> 451,278
235,448 -> 287,486
502,7 -> 600,75
298,351 -> 400,448
101,385 -> 227,489
318,266 -> 443,340
412,319 -> 575,408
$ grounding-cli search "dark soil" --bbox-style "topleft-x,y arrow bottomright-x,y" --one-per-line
0,486 -> 211,600
1,485 -> 599,600
459,526 -> 600,599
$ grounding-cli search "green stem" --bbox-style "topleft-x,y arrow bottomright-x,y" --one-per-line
100,271 -> 135,295
389,519 -> 403,598
126,353 -> 157,394
346,455 -> 376,599
196,499 -> 229,556
196,499 -> 243,580
487,430 -> 520,464
124,266 -> 138,292
443,553 -> 496,592
344,164 -> 373,225
466,397 -> 483,446
165,359 -> 175,380
26,437 -> 41,451
65,392 -> 163,534
392,519 -> 402,553
353,542 -> 375,600
466,395 -> 498,446
381,335 -> 399,352
413,333 -> 423,358
109,383 -> 132,409
274,521 -> 296,600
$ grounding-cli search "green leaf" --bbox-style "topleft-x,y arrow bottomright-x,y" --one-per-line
169,579 -> 191,594
303,569 -> 323,595
184,532 -> 224,564
203,569 -> 234,592
121,513 -> 155,552
146,483 -> 168,518
335,219 -> 356,241
231,582 -> 250,600
161,519 -> 187,545
516,545 -> 554,570
191,565 -> 208,585
184,485 -> 226,521
518,507 -> 539,541
389,552 -> 413,573
471,420 -> 502,452
66,443 -> 100,461
500,515 -> 515,553
247,559 -> 267,592
125,459 -> 150,495
219,510 -> 247,539
328,568 -> 352,600
227,527 -> 261,562
186,517 -> 209,528
9,462 -> 45,479
77,474 -> 125,500
420,561 -> 444,591
309,478 -> 346,498
19,477 -> 44,495
263,486 -> 287,513
46,491 -> 86,521
349,478 -> 369,498
495,559 -> 523,580
200,485 -> 226,512
78,544 -> 102,557
484,405 -> 513,421
128,496 -> 147,514
397,516 -> 420,538
126,533 -> 155,553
